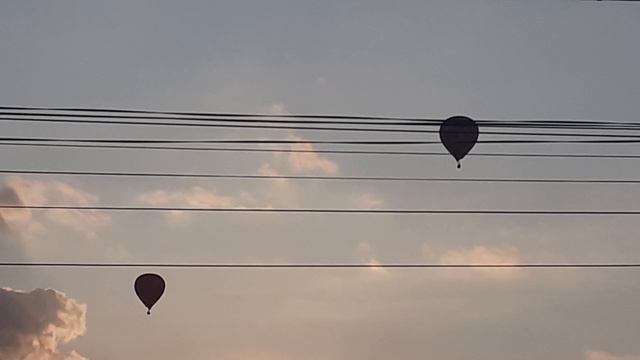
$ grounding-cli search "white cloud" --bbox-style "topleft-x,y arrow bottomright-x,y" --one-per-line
586,351 -> 640,360
260,103 -> 339,175
257,163 -> 286,183
256,163 -> 299,207
44,210 -> 110,240
136,186 -> 257,225
257,163 -> 280,177
2,177 -> 110,239
440,245 -> 520,265
5,176 -> 97,207
0,288 -> 87,360
356,242 -> 389,276
287,139 -> 339,175
364,257 -> 388,276
351,193 -> 385,209
0,186 -> 31,228
136,187 -> 242,208
439,245 -> 521,280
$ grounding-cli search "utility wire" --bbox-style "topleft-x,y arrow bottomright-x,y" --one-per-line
3,169 -> 640,184
2,205 -> 640,215
4,106 -> 640,129
0,262 -> 638,269
0,116 -> 441,135
3,142 -> 640,159
5,110 -> 640,129
7,137 -> 640,145
0,112 -> 458,126
0,137 -> 446,145
0,105 -> 440,122
6,109 -> 640,137
6,113 -> 640,138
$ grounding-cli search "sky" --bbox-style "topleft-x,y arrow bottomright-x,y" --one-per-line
1,1 -> 640,359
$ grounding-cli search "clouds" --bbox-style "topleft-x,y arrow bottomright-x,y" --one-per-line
439,245 -> 520,266
266,103 -> 338,175
438,245 -> 521,280
0,186 -> 28,263
287,140 -> 339,175
586,351 -> 640,360
0,182 -> 90,359
2,177 -> 110,239
1,0 -> 640,358
133,129 -> 346,225
135,186 -> 253,208
0,288 -> 87,360
351,193 -> 385,209
0,185 -> 28,228
135,186 -> 257,225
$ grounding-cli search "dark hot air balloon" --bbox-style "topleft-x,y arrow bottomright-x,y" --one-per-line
439,116 -> 479,168
134,273 -> 165,315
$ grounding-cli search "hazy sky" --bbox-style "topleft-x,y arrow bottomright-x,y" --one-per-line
1,1 -> 640,359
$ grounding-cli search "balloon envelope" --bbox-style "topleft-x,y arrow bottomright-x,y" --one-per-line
439,116 -> 479,168
134,273 -> 165,315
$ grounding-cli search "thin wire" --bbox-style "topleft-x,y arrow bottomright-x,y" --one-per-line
6,115 -> 640,133
0,262 -> 638,269
3,169 -> 640,184
0,137 -> 446,145
1,205 -> 640,214
1,112 -> 451,126
3,142 -> 640,159
0,111 -> 444,125
3,115 -> 640,138
0,105 -> 439,121
4,106 -> 640,128
7,137 -> 640,145
0,116 -> 439,135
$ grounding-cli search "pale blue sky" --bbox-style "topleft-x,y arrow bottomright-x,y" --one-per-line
1,1 -> 640,359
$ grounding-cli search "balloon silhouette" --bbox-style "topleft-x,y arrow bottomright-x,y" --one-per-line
439,116 -> 479,168
134,273 -> 165,315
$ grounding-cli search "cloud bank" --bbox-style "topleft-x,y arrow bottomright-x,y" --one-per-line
1,177 -> 110,239
0,288 -> 87,360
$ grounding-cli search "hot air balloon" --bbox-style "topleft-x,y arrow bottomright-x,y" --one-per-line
439,116 -> 479,168
134,273 -> 165,315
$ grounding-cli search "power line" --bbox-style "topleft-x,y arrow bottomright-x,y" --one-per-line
6,108 -> 640,137
0,262 -> 639,269
0,116 -> 440,135
2,205 -> 640,215
3,142 -> 640,159
0,111 -> 442,125
3,169 -> 640,184
4,115 -> 640,137
7,137 -> 640,145
0,137 -> 446,145
4,106 -> 640,129
0,105 -> 439,122
0,112 -> 449,126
